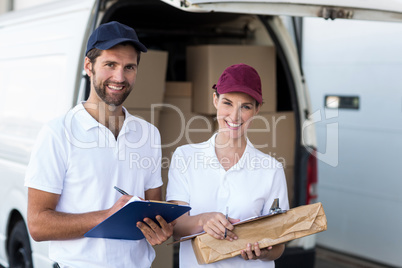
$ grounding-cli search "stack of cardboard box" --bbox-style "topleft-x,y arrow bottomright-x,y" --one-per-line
129,45 -> 295,209
247,112 -> 295,203
186,45 -> 295,204
158,81 -> 216,198
186,45 -> 277,114
133,45 -> 295,268
160,82 -> 215,158
125,50 -> 168,127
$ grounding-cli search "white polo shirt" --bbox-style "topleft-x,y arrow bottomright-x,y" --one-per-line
25,103 -> 162,268
166,134 -> 289,268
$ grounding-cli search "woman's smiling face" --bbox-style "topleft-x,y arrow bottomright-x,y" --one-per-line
214,91 -> 260,140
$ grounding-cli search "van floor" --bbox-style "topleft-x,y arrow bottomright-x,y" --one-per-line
315,246 -> 394,268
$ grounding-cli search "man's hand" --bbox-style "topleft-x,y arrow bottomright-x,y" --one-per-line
106,195 -> 132,218
137,215 -> 175,245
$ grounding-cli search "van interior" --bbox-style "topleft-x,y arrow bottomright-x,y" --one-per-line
96,0 -> 297,198
89,0 -> 299,220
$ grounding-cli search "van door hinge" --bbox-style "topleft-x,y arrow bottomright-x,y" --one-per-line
318,7 -> 354,20
181,0 -> 190,7
304,109 -> 309,120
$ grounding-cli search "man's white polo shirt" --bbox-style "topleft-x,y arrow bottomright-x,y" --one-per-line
25,103 -> 162,268
166,133 -> 289,267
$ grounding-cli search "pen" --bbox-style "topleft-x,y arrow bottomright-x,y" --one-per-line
114,186 -> 129,195
224,206 -> 228,239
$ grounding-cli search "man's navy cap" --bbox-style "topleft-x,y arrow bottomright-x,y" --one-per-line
85,21 -> 147,55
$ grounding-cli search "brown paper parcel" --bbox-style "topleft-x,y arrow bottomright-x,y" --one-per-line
191,202 -> 327,264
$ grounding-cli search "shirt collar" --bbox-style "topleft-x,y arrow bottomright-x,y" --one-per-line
122,108 -> 139,133
71,102 -> 98,131
73,102 -> 134,134
207,133 -> 257,171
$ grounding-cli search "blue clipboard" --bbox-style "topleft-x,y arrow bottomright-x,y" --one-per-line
85,201 -> 191,240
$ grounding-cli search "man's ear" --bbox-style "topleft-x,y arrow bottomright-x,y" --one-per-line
84,57 -> 92,77
213,92 -> 219,109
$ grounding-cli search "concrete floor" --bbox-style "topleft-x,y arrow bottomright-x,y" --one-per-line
315,247 -> 395,268
0,246 -> 395,268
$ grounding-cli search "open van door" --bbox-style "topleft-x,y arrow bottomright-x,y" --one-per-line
0,1 -> 96,267
161,0 -> 402,22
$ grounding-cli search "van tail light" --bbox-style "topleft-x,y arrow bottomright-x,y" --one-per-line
306,151 -> 318,204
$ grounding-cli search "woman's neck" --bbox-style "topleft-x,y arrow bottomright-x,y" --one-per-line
214,132 -> 247,171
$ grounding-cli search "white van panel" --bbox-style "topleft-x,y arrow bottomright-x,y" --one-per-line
0,159 -> 30,266
303,17 -> 402,267
0,0 -> 95,266
0,0 -> 95,165
13,0 -> 57,11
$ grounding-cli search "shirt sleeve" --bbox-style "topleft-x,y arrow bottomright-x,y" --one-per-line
165,147 -> 190,203
25,123 -> 67,194
262,164 -> 290,215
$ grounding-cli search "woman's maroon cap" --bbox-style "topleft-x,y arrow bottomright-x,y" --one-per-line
212,63 -> 263,104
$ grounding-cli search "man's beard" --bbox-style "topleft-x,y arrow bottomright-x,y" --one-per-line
92,71 -> 133,107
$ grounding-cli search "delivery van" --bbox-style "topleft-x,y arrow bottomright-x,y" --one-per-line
0,0 -> 401,268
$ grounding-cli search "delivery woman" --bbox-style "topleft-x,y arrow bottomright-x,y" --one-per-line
166,63 -> 289,267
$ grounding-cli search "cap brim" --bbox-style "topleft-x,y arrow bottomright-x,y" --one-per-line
217,85 -> 262,104
95,37 -> 147,52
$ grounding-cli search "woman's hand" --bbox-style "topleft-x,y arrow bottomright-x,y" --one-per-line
200,212 -> 240,241
240,242 -> 285,261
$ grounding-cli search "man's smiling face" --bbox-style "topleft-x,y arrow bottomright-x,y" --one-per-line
88,44 -> 138,107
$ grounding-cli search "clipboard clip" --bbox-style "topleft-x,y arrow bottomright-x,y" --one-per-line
269,198 -> 283,215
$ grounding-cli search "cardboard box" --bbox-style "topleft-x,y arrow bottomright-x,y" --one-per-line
159,82 -> 215,162
127,108 -> 161,127
164,81 -> 192,98
152,238 -> 174,268
163,82 -> 193,113
186,45 -> 276,115
188,202 -> 327,264
125,50 -> 168,109
246,112 -> 295,167
212,112 -> 295,166
161,168 -> 169,201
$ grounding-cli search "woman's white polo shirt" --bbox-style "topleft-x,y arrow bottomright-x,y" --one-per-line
166,133 -> 289,268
